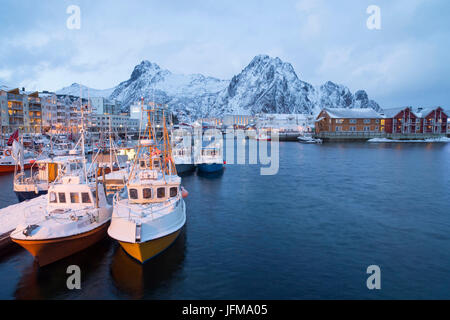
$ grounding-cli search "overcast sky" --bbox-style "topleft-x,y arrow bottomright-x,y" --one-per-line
0,0 -> 449,108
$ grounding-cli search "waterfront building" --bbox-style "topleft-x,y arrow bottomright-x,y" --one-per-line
222,114 -> 256,128
315,108 -> 384,135
256,113 -> 314,133
416,107 -> 448,135
383,107 -> 420,134
315,107 -> 448,140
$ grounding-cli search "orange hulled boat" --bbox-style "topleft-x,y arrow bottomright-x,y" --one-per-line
11,124 -> 113,266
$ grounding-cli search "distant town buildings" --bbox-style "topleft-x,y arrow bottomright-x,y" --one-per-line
0,86 -> 139,134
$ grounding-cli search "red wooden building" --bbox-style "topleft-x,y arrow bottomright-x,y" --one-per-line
383,107 -> 448,135
419,107 -> 448,134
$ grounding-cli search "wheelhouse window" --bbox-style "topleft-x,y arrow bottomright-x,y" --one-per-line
157,187 -> 166,199
50,192 -> 57,203
70,193 -> 80,203
81,192 -> 91,203
170,187 -> 178,197
58,192 -> 66,203
129,188 -> 138,199
143,188 -> 152,199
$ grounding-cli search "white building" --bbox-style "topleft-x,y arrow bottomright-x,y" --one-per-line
91,114 -> 139,133
91,97 -> 121,115
222,114 -> 256,127
256,114 -> 314,133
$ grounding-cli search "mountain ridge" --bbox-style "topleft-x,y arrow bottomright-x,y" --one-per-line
56,55 -> 382,121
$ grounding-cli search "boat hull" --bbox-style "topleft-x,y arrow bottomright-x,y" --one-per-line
119,229 -> 182,263
197,163 -> 223,173
0,231 -> 13,253
11,222 -> 110,267
0,163 -> 32,175
175,163 -> 196,174
15,190 -> 47,202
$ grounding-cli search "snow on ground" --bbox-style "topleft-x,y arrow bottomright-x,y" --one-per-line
0,195 -> 47,235
368,137 -> 450,143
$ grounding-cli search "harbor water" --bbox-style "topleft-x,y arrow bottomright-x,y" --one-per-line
0,141 -> 449,299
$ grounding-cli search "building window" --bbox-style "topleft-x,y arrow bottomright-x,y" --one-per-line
375,119 -> 380,124
336,119 -> 344,124
349,126 -> 356,132
364,126 -> 371,131
335,126 -> 341,132
364,119 -> 371,124
58,193 -> 66,203
81,192 -> 91,203
349,119 -> 357,124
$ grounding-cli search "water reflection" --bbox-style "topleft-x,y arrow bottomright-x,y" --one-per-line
110,230 -> 187,299
196,169 -> 225,179
14,237 -> 113,299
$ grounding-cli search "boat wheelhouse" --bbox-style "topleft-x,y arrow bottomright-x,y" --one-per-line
195,144 -> 224,174
13,156 -> 84,202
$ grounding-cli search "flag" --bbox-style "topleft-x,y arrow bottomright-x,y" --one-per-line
7,129 -> 19,146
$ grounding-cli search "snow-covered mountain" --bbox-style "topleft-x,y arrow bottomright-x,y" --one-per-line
56,83 -> 115,98
56,55 -> 381,121
109,61 -> 228,119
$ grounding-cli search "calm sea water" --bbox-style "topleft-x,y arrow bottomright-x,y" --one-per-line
0,141 -> 449,299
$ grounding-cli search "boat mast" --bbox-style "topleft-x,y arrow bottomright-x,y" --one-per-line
109,117 -> 113,172
80,86 -> 88,184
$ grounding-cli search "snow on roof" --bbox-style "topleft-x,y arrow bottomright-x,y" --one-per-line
322,108 -> 383,119
381,107 -> 411,118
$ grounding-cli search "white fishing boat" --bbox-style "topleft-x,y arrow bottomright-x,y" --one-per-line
13,156 -> 85,202
255,129 -> 271,141
195,143 -> 224,174
297,135 -> 323,144
108,106 -> 187,263
10,171 -> 112,266
11,101 -> 113,266
173,143 -> 196,174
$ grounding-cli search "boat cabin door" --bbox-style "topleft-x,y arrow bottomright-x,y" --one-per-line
48,163 -> 58,182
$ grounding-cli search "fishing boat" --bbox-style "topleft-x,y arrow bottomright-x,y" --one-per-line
297,135 -> 323,144
255,129 -> 271,141
108,106 -> 186,263
13,156 -> 84,202
10,101 -> 113,267
10,171 -> 112,266
196,144 -> 224,174
173,143 -> 196,174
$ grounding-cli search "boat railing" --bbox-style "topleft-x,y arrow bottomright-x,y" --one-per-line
114,195 -> 181,222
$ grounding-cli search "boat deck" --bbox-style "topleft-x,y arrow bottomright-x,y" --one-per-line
0,195 -> 47,253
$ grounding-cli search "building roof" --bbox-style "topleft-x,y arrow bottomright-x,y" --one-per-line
381,107 -> 412,118
322,108 -> 383,119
